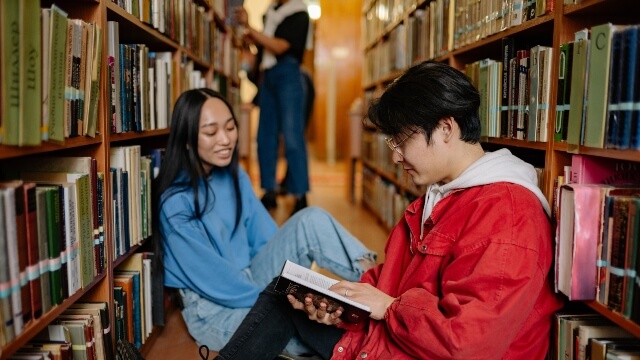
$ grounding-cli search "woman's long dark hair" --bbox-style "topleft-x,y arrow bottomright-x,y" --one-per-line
151,89 -> 242,321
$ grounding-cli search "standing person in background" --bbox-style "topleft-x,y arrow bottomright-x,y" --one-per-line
152,88 -> 377,355
214,61 -> 564,360
234,0 -> 311,216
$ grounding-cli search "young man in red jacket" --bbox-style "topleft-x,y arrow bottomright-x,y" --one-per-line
215,61 -> 564,360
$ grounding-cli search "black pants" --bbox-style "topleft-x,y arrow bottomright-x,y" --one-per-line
215,278 -> 345,360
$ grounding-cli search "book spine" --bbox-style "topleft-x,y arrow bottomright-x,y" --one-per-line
607,197 -> 629,312
22,184 -> 42,320
605,30 -> 624,149
45,188 -> 63,306
1,1 -> 20,146
616,26 -> 638,149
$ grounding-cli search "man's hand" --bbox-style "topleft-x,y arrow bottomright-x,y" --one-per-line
287,294 -> 343,325
330,281 -> 396,320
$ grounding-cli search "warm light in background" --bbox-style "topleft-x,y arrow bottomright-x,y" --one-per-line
308,4 -> 321,20
304,0 -> 321,20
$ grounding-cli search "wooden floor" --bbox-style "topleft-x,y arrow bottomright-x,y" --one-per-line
143,157 -> 389,359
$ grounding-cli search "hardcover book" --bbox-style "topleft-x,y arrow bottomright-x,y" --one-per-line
571,155 -> 640,185
69,302 -> 113,360
567,29 -> 590,148
556,184 -> 608,300
274,260 -> 370,325
584,23 -> 620,148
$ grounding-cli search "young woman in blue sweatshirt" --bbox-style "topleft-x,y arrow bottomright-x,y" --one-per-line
152,88 -> 376,355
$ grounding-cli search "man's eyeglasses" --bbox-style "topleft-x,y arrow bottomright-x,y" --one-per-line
385,129 -> 418,156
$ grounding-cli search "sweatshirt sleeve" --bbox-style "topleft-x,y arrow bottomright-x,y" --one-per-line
238,169 -> 278,257
161,192 -> 264,308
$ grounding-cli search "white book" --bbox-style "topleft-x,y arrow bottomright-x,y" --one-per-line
510,0 -> 524,27
538,46 -> 553,142
107,21 -> 122,133
61,182 -> 81,296
148,66 -> 156,131
1,187 -> 23,336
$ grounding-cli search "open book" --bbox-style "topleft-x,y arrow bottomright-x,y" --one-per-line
274,260 -> 371,324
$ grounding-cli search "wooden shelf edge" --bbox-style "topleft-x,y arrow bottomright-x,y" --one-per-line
585,301 -> 640,338
0,137 -> 104,160
0,272 -> 108,357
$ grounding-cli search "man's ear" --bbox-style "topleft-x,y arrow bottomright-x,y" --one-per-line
440,117 -> 456,142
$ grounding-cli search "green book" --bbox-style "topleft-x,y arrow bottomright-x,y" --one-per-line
583,23 -> 622,148
1,0 -> 20,145
19,0 -> 42,146
41,185 -> 64,306
86,23 -> 102,138
34,187 -> 52,316
47,5 -> 69,145
567,30 -> 590,147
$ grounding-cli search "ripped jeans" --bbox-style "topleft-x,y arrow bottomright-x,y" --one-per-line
179,207 -> 376,355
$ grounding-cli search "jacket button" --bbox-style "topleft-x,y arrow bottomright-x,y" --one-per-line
421,245 -> 427,252
337,347 -> 344,352
360,352 -> 368,358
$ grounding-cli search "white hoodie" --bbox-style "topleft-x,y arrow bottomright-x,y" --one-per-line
421,148 -> 550,237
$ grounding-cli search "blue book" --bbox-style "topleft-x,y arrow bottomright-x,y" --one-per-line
631,26 -> 640,150
115,271 -> 142,348
605,31 -> 624,148
616,26 -> 638,149
121,170 -> 130,253
110,168 -> 121,258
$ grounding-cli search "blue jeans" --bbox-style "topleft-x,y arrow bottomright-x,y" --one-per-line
258,57 -> 309,195
215,277 -> 345,360
179,207 -> 376,353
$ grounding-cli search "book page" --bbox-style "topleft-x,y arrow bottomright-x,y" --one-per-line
282,260 -> 338,290
279,260 -> 370,312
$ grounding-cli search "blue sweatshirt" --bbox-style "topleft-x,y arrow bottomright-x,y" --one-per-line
160,167 -> 278,308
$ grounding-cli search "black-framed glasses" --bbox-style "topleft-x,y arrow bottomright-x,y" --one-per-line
385,129 -> 418,156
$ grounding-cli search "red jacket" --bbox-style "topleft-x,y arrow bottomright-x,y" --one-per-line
333,183 -> 564,359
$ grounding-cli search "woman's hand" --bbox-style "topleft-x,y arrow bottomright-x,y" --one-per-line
330,281 -> 396,320
287,294 -> 343,326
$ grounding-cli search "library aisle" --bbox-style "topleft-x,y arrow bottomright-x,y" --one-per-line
144,156 -> 389,359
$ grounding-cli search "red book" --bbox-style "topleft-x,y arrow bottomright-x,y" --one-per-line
20,182 -> 43,320
571,155 -> 640,185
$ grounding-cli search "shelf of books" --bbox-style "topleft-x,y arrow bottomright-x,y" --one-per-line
0,0 -> 241,358
361,0 -> 640,357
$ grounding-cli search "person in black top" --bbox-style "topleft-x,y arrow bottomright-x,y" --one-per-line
235,0 -> 311,216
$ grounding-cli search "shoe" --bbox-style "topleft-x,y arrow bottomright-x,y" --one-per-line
275,181 -> 288,196
290,195 -> 307,216
261,191 -> 277,210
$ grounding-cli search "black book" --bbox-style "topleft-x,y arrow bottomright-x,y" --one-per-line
274,260 -> 371,324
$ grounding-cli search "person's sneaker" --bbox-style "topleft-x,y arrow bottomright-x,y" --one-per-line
290,195 -> 307,216
275,181 -> 288,196
261,191 -> 277,209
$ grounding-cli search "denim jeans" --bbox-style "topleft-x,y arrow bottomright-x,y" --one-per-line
258,56 -> 309,195
179,207 -> 376,353
215,277 -> 346,360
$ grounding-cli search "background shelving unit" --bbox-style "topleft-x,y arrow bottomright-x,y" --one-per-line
0,0 -> 240,358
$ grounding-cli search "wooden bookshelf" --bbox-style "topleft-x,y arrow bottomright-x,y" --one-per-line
0,0 -> 240,358
361,0 -> 640,344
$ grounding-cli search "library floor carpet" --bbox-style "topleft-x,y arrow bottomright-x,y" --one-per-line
143,158 -> 389,359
